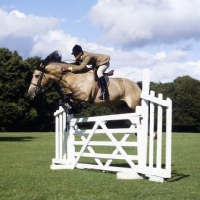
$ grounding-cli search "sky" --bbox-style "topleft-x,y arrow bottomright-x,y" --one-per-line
0,0 -> 200,83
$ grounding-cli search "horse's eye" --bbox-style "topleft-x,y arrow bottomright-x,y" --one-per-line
35,75 -> 40,78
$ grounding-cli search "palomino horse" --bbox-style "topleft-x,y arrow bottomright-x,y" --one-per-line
28,51 -> 141,114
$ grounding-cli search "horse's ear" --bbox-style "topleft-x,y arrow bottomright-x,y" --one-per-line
36,60 -> 46,72
40,61 -> 45,68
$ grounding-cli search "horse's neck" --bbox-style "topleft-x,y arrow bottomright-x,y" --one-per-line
46,63 -> 95,92
46,63 -> 66,75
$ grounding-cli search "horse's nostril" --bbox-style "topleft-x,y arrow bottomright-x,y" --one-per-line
28,89 -> 34,96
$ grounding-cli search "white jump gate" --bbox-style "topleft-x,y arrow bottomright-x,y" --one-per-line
50,69 -> 172,183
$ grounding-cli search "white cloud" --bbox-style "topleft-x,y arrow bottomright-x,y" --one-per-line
30,30 -> 81,58
88,0 -> 200,47
0,8 -> 71,58
10,10 -> 26,18
107,49 -> 200,83
0,9 -> 59,40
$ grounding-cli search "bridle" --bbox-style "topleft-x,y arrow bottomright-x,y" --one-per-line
30,51 -> 73,98
30,70 -> 52,95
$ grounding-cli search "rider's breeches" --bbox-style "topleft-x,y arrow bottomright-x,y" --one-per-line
97,62 -> 110,77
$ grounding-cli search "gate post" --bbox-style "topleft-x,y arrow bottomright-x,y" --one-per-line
137,69 -> 150,168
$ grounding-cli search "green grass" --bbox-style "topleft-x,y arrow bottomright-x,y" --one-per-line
0,132 -> 200,200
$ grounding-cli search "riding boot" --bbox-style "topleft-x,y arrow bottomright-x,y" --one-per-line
99,76 -> 109,100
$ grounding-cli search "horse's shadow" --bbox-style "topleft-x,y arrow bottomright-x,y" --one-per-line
0,136 -> 37,142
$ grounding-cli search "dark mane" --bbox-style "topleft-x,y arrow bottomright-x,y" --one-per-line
36,50 -> 63,71
43,50 -> 62,65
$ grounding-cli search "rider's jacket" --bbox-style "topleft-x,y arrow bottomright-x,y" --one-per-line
71,51 -> 110,72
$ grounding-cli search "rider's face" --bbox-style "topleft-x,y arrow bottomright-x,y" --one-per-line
74,52 -> 82,60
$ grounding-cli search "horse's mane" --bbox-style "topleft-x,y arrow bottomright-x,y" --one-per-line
43,50 -> 62,65
36,50 -> 66,71
36,50 -> 93,74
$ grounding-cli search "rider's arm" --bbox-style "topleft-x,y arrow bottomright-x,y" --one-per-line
61,55 -> 90,73
70,55 -> 90,72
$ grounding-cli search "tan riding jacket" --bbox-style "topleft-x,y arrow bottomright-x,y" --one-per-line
71,51 -> 110,72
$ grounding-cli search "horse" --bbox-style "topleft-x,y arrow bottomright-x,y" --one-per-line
28,51 -> 141,114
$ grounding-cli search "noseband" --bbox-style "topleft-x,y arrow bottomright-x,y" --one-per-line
30,72 -> 45,95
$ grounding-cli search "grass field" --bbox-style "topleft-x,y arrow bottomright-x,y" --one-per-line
0,132 -> 200,200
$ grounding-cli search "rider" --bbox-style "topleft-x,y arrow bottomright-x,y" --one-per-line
61,44 -> 110,101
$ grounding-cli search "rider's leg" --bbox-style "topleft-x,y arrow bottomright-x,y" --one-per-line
99,76 -> 109,100
97,62 -> 110,100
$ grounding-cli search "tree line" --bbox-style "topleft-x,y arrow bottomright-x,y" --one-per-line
0,48 -> 200,132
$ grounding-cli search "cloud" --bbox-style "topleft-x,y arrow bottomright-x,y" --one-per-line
0,9 -> 59,40
0,8 -> 91,59
10,10 -> 26,18
0,8 -> 65,57
88,0 -> 200,48
30,30 -> 82,58
107,49 -> 200,83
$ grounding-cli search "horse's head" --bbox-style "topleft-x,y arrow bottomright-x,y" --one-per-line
28,62 -> 49,99
28,50 -> 63,99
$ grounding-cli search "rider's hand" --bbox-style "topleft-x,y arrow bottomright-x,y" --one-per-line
61,66 -> 69,72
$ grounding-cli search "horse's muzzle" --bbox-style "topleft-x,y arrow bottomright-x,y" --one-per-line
28,88 -> 36,99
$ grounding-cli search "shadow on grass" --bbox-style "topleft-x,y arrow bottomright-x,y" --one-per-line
167,170 -> 190,182
112,163 -> 167,168
78,162 -> 189,182
0,136 -> 37,142
113,164 -> 190,183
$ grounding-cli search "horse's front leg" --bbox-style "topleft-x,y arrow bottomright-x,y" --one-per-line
58,98 -> 69,113
61,94 -> 87,114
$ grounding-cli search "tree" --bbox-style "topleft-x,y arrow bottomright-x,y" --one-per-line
0,48 -> 36,131
150,76 -> 200,132
0,48 -> 65,131
172,76 -> 200,131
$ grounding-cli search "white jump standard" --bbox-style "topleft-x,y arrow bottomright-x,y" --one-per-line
50,69 -> 172,183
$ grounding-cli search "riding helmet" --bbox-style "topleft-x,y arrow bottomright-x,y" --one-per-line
71,44 -> 83,55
